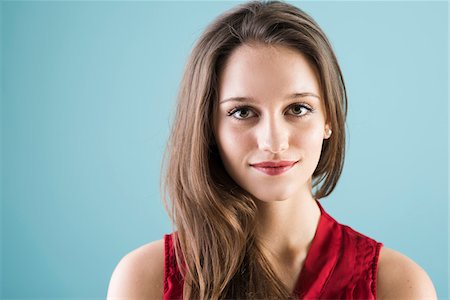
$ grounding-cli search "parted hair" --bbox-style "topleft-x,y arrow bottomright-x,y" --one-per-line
161,1 -> 347,299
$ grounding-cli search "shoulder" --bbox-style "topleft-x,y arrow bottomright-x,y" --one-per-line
107,238 -> 165,300
376,246 -> 437,300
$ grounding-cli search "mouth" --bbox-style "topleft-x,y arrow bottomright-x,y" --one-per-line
250,160 -> 298,176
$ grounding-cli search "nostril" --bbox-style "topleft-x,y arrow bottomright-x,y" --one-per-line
258,133 -> 289,153
259,142 -> 289,154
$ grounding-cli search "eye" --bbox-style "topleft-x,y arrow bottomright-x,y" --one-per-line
227,106 -> 256,120
288,103 -> 313,117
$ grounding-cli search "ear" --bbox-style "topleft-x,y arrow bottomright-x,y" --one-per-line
324,123 -> 332,140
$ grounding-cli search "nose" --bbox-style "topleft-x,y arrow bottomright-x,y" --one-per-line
257,116 -> 289,154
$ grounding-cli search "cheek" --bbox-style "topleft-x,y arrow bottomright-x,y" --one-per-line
214,124 -> 252,186
217,124 -> 237,145
296,126 -> 323,145
215,119 -> 236,155
216,123 -> 251,159
293,123 -> 326,160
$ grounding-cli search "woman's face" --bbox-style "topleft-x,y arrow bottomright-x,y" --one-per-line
213,43 -> 331,203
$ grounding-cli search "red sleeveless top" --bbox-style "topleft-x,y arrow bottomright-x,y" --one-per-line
163,200 -> 383,299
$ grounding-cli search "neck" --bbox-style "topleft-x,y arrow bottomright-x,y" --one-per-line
254,189 -> 321,264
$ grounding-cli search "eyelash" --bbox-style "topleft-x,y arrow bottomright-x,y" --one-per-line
226,103 -> 314,121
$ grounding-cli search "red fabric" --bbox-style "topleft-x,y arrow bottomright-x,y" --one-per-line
164,232 -> 184,300
163,200 -> 383,299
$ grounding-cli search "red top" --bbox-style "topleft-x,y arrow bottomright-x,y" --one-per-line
163,200 -> 383,299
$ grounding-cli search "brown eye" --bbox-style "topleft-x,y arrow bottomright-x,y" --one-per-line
236,108 -> 251,118
227,106 -> 256,120
288,103 -> 312,117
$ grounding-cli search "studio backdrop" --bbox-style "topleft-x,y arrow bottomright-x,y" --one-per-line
1,1 -> 448,299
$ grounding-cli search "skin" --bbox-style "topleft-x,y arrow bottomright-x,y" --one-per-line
213,42 -> 330,291
106,42 -> 438,299
214,43 -> 330,205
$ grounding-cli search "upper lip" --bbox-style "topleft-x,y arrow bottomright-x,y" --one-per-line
250,160 -> 298,168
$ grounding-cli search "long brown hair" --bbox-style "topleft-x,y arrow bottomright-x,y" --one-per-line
161,1 -> 347,299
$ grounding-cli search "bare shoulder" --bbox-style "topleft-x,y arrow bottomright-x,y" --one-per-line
107,238 -> 165,300
376,246 -> 437,300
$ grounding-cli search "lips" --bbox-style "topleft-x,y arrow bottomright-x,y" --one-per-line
250,160 -> 297,168
250,160 -> 298,176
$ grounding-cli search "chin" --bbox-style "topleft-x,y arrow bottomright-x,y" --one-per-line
256,197 -> 290,203
249,188 -> 295,203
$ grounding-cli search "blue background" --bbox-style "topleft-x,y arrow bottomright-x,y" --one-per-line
1,1 -> 448,299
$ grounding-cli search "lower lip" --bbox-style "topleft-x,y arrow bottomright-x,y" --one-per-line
251,162 -> 297,176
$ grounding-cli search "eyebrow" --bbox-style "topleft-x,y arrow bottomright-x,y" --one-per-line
219,92 -> 321,104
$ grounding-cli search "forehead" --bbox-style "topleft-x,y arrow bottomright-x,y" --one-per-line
218,43 -> 321,102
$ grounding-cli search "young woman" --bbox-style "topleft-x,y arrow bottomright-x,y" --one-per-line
107,1 -> 437,299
